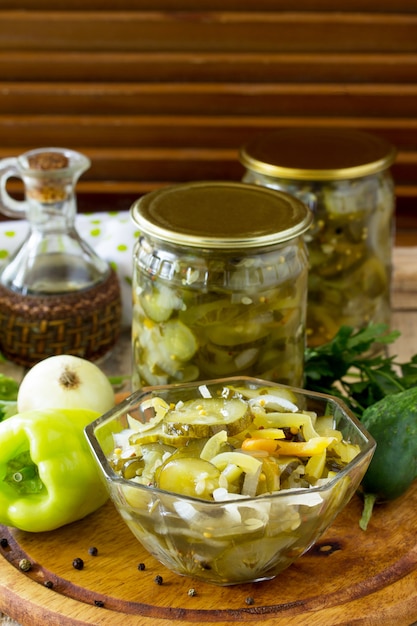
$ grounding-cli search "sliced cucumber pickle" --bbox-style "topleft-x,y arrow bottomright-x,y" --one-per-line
197,343 -> 259,378
121,457 -> 145,479
206,319 -> 270,347
156,457 -> 221,499
163,397 -> 252,438
140,284 -> 183,323
129,427 -> 196,448
179,298 -> 239,327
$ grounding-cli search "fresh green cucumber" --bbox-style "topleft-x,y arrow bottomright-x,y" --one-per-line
359,386 -> 417,530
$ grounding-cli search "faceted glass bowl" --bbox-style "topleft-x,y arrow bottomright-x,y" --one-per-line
85,376 -> 375,586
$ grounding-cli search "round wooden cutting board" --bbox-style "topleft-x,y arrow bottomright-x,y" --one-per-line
0,481 -> 416,626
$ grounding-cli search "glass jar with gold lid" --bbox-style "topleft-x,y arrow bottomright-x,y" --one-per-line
240,129 -> 397,347
130,181 -> 313,389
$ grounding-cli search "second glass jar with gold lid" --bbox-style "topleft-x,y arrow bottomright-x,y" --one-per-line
130,181 -> 313,389
240,129 -> 397,347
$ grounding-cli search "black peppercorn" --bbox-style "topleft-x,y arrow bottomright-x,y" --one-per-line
0,538 -> 9,549
154,575 -> 163,585
94,600 -> 104,608
137,562 -> 146,571
72,557 -> 84,570
44,580 -> 54,589
19,558 -> 32,572
245,596 -> 255,605
88,546 -> 98,556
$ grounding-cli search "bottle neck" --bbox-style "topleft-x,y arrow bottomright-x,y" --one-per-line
25,192 -> 77,234
0,187 -> 110,295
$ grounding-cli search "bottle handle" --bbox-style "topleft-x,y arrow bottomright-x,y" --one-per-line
0,158 -> 27,218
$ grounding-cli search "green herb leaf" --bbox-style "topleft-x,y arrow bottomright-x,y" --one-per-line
304,324 -> 413,418
0,401 -> 18,422
0,374 -> 19,402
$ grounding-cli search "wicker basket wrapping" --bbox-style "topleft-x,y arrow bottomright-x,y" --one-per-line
0,268 -> 122,368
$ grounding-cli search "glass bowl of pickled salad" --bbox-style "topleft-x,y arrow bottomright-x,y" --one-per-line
85,376 -> 376,586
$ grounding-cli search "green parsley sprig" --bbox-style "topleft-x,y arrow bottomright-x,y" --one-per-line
304,324 -> 417,418
0,373 -> 19,402
0,373 -> 19,422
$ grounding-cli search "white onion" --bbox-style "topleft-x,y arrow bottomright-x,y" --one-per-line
248,394 -> 299,413
17,354 -> 115,415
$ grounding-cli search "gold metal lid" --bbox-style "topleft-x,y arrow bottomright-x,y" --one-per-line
130,181 -> 312,249
240,129 -> 397,181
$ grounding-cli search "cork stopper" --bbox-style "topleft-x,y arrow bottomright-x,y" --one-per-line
26,150 -> 71,203
28,151 -> 69,171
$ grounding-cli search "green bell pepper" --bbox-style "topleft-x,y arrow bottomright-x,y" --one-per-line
0,407 -> 108,532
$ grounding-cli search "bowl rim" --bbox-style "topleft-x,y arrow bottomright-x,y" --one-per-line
84,376 -> 376,505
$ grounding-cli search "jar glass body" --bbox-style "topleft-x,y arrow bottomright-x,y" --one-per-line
242,168 -> 395,346
132,234 -> 309,389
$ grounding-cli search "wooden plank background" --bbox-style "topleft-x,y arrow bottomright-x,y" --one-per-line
1,1 -> 417,243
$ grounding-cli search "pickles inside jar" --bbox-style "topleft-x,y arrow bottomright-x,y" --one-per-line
240,129 -> 395,349
304,176 -> 393,347
247,175 -> 393,348
132,243 -> 308,389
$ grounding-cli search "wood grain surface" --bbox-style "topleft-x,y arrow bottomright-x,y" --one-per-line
0,481 -> 416,626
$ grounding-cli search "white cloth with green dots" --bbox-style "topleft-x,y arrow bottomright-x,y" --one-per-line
0,212 -> 137,328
